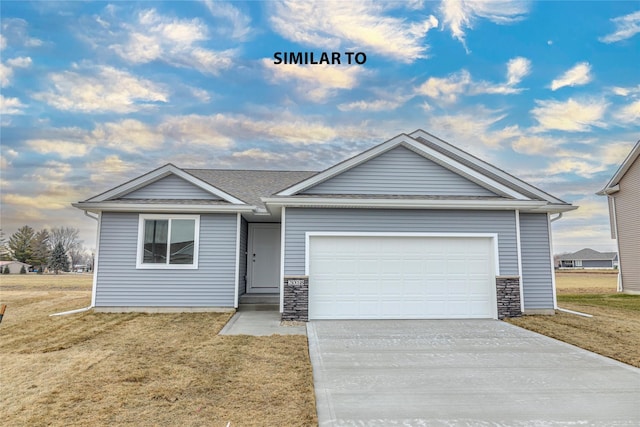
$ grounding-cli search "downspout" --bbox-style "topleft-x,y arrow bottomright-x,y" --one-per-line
550,213 -> 563,222
50,211 -> 99,316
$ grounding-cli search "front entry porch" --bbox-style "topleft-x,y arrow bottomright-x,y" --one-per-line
238,222 -> 281,311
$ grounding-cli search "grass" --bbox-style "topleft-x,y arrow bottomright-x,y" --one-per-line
506,270 -> 640,368
0,274 -> 317,426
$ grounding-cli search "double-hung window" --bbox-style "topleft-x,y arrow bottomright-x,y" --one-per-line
136,214 -> 200,269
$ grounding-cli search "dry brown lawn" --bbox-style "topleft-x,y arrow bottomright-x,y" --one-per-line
0,274 -> 317,426
507,269 -> 640,368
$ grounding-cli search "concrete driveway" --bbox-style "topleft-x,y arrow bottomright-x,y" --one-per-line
307,320 -> 640,426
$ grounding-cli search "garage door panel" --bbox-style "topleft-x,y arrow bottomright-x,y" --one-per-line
309,236 -> 496,319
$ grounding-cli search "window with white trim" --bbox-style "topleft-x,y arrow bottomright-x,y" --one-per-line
137,215 -> 200,269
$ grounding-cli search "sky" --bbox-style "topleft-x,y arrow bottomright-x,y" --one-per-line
1,0 -> 639,254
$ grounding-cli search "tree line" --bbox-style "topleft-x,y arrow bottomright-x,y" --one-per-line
0,226 -> 94,274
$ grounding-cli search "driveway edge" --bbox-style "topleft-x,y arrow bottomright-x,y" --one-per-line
307,321 -> 336,427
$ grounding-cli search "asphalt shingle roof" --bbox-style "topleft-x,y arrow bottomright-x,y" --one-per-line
558,248 -> 618,261
185,169 -> 317,208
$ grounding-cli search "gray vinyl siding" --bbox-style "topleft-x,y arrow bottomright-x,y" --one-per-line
121,174 -> 220,200
519,213 -> 554,310
284,208 -> 518,276
583,260 -> 614,268
238,217 -> 248,295
303,146 -> 497,196
95,212 -> 237,307
614,155 -> 640,293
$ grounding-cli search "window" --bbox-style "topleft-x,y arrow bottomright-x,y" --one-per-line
137,215 -> 200,269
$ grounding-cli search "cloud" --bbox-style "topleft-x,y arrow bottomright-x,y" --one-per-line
33,64 -> 168,113
26,139 -> 92,159
90,119 -> 164,153
202,0 -> 252,41
0,56 -> 31,87
425,107 -> 520,150
159,115 -> 234,147
613,100 -> 640,125
511,135 -> 564,155
337,98 -> 407,112
416,57 -> 530,103
550,62 -> 592,91
611,85 -> 640,97
545,158 -> 608,178
269,1 -> 438,63
0,34 -> 5,50
531,98 -> 608,132
471,57 -> 531,95
0,95 -> 26,115
108,9 -> 235,75
439,0 -> 529,47
1,18 -> 44,48
506,57 -> 531,86
599,10 -> 640,43
87,155 -> 136,183
262,59 -> 365,102
417,70 -> 471,103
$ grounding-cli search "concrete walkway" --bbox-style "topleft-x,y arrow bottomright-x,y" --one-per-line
219,310 -> 306,336
308,319 -> 640,426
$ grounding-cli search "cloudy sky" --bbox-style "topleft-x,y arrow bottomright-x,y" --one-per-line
1,1 -> 639,253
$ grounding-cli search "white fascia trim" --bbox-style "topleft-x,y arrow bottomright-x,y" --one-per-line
279,207 -> 286,313
304,232 -> 501,277
234,213 -> 241,309
73,202 -> 256,213
263,197 -> 550,210
514,210 -> 525,312
91,212 -> 102,307
278,134 -> 529,199
410,130 -> 567,204
598,140 -> 640,193
135,214 -> 200,270
86,164 -> 246,205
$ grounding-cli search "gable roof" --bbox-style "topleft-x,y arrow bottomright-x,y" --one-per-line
85,164 -> 246,204
74,130 -> 575,215
411,130 -> 567,204
274,130 -> 573,212
597,139 -> 640,195
558,248 -> 618,261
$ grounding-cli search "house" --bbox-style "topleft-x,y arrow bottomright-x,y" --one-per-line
556,248 -> 618,269
0,260 -> 31,274
597,140 -> 640,294
73,130 -> 576,320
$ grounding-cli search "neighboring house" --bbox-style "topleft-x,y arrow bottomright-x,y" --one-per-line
0,260 -> 31,274
557,248 -> 618,269
597,140 -> 640,294
73,130 -> 576,320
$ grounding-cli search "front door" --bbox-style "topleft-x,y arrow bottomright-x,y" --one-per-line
247,223 -> 281,293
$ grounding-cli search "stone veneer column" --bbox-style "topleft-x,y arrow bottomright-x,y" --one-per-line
495,276 -> 522,319
282,276 -> 309,321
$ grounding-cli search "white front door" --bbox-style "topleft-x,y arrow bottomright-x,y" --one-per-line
247,223 -> 281,293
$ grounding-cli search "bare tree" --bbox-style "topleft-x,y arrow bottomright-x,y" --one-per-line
69,247 -> 89,271
49,227 -> 82,255
0,229 -> 11,261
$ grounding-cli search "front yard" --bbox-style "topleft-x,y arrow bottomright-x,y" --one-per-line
2,269 -> 638,425
507,270 -> 640,368
0,275 -> 316,426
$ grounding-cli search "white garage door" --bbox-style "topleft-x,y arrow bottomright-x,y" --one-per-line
308,235 -> 497,320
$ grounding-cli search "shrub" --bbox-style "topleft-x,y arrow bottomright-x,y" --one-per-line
20,265 -> 27,274
2,266 -> 9,274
